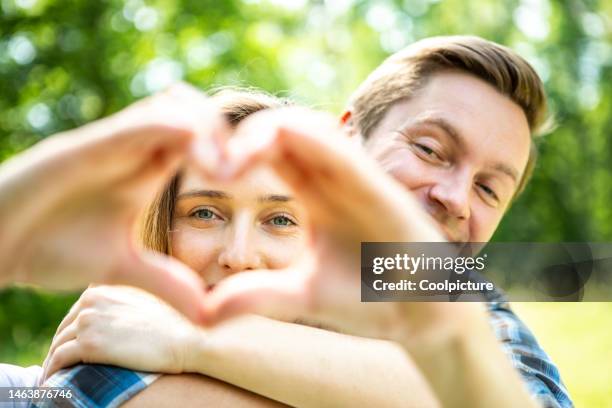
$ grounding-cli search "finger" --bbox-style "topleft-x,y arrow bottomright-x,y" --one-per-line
223,122 -> 360,232
42,340 -> 81,382
222,107 -> 343,178
164,82 -> 232,178
163,82 -> 209,101
189,114 -> 232,179
221,108 -> 363,214
268,157 -> 350,228
112,129 -> 190,206
48,321 -> 77,362
114,250 -> 208,325
53,297 -> 85,336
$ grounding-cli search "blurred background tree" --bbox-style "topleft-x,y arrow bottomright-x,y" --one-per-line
1,0 -> 611,405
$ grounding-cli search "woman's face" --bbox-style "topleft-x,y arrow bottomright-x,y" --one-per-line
170,165 -> 308,288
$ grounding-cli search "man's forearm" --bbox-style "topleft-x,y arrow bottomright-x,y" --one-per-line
396,304 -> 538,408
122,373 -> 288,408
186,316 -> 439,408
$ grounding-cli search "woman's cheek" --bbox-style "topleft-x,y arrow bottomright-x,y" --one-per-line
170,227 -> 222,273
260,234 -> 306,269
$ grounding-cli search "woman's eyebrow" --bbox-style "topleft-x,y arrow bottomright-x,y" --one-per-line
177,190 -> 231,200
258,194 -> 293,203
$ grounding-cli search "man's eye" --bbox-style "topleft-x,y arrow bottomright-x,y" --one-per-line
414,143 -> 441,160
477,183 -> 499,201
266,215 -> 297,227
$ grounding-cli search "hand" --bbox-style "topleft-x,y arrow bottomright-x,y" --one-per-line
0,83 -> 227,323
202,107 -> 451,339
41,285 -> 203,381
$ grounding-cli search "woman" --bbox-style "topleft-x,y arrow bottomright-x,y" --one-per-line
41,89 -> 439,407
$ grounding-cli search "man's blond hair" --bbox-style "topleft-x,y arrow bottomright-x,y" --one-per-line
349,35 -> 551,196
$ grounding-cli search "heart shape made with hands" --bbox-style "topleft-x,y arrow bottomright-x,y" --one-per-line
5,81 -> 444,339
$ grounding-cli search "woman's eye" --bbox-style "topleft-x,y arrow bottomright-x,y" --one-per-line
192,208 -> 220,220
266,215 -> 297,227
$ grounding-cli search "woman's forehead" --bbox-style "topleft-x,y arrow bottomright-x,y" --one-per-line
178,165 -> 294,199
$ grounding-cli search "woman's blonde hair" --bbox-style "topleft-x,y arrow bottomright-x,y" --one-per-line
139,88 -> 291,254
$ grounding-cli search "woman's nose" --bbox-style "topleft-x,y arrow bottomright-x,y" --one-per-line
217,218 -> 263,274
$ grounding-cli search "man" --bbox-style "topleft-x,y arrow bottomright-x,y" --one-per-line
200,36 -> 571,407
3,36 -> 570,406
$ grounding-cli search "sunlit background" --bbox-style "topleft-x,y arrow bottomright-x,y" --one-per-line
1,0 -> 611,406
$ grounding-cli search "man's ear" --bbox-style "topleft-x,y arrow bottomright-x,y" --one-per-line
339,109 -> 359,139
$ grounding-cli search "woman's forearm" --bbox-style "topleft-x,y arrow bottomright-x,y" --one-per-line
185,315 -> 439,408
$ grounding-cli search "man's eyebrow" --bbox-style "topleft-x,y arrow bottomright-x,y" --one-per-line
258,194 -> 293,203
489,163 -> 519,184
177,190 -> 231,200
405,117 -> 466,150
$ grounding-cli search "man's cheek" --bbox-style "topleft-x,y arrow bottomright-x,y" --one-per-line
385,159 -> 426,191
472,212 -> 502,242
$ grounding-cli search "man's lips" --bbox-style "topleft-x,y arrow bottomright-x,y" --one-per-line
439,225 -> 468,243
422,205 -> 468,243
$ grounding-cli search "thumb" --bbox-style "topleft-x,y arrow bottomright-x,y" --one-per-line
113,250 -> 208,325
202,266 -> 312,327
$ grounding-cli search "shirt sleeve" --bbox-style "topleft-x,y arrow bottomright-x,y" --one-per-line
487,301 -> 574,408
0,364 -> 42,408
0,364 -> 42,389
33,364 -> 160,408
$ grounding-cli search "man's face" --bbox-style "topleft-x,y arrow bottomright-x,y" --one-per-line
360,71 -> 531,243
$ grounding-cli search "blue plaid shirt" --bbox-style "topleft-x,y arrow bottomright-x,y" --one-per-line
488,301 -> 573,408
34,365 -> 159,408
39,303 -> 573,408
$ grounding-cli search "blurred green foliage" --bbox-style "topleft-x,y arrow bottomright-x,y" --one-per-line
1,0 -> 610,406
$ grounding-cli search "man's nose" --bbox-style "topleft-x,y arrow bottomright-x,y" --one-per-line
428,177 -> 471,220
217,217 -> 263,274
